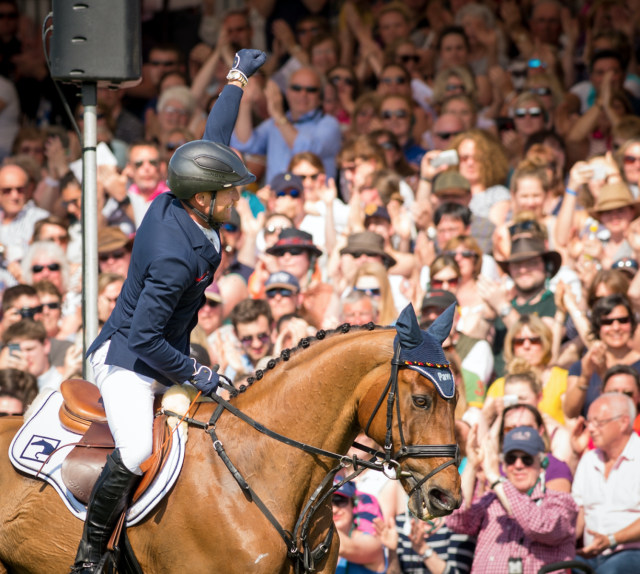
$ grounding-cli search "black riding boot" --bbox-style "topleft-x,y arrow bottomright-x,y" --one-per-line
71,449 -> 139,574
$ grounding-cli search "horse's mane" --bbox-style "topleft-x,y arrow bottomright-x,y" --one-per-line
228,322 -> 394,399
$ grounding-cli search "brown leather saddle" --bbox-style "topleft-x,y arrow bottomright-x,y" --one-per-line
59,379 -> 173,504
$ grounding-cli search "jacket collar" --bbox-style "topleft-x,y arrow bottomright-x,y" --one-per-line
171,195 -> 220,265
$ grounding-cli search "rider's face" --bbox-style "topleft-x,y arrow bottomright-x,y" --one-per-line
210,188 -> 240,222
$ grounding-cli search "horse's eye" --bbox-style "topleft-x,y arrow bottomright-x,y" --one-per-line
412,395 -> 431,410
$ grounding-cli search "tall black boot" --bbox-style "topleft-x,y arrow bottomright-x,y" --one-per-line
71,449 -> 140,574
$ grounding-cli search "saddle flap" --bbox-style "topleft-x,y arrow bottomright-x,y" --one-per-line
132,415 -> 171,503
60,379 -> 107,422
78,420 -> 116,448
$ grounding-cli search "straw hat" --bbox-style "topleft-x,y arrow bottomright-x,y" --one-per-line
588,182 -> 640,221
497,236 -> 561,277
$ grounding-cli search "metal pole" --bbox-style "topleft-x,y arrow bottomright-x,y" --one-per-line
82,82 -> 98,382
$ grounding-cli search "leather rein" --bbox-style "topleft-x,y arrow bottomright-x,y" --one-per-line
163,343 -> 459,573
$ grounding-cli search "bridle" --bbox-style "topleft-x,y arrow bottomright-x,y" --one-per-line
164,341 -> 459,573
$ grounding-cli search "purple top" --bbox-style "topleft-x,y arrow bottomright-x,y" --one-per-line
500,453 -> 572,484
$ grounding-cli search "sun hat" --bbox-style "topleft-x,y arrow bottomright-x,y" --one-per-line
588,182 -> 640,221
433,171 -> 471,196
265,228 -> 322,258
98,227 -> 133,253
339,231 -> 396,268
496,236 -> 561,277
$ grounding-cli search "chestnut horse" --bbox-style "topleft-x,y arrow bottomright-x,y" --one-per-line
0,325 -> 460,573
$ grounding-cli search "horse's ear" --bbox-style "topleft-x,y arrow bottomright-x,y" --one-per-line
427,303 -> 456,344
395,304 -> 423,349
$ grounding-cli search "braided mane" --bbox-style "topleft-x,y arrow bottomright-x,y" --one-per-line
228,322 -> 394,399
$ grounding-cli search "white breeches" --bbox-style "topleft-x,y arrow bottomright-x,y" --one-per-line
90,341 -> 157,475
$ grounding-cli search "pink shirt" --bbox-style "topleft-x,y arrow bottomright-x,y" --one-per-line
128,180 -> 169,203
447,481 -> 578,574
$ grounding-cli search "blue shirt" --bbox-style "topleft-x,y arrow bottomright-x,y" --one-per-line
230,107 -> 342,184
403,140 -> 426,167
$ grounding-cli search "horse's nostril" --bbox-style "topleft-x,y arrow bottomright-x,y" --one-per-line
428,487 -> 454,511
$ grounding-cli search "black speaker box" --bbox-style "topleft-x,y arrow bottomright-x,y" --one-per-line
50,0 -> 142,88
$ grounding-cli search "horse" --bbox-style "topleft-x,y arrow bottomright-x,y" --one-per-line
0,315 -> 461,573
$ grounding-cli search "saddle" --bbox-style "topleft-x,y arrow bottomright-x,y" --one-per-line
59,379 -> 172,504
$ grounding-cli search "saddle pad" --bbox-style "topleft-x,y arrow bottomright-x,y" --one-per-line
9,389 -> 185,527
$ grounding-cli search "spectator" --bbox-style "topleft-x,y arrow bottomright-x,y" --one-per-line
347,261 -> 397,325
32,216 -> 70,253
197,282 -> 223,343
0,285 -> 42,339
0,319 -> 62,392
33,280 -> 71,368
97,273 -> 124,326
21,241 -> 68,295
379,94 -> 425,167
228,298 -> 274,378
265,271 -> 300,323
96,87 -> 144,144
218,206 -> 254,282
265,228 -> 322,292
232,67 -> 342,182
429,113 -> 465,151
602,365 -> 640,432
340,290 -> 378,325
573,393 -> 640,573
97,228 -> 132,279
0,368 -> 38,415
447,425 -> 578,573
339,231 -> 397,271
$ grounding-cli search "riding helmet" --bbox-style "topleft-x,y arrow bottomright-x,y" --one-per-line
167,140 -> 256,199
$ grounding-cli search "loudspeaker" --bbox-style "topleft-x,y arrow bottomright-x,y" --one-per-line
50,0 -> 142,88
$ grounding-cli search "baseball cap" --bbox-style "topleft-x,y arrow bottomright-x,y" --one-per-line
421,290 -> 458,311
204,282 -> 222,302
503,426 -> 546,457
265,271 -> 300,292
271,172 -> 303,194
433,172 -> 471,196
364,204 -> 391,224
332,478 -> 356,499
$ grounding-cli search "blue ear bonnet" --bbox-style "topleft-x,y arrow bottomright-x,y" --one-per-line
393,304 -> 456,399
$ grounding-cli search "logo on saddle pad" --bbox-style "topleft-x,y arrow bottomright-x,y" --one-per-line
20,435 -> 60,463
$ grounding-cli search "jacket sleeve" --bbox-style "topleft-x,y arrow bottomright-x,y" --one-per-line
504,481 -> 578,544
127,254 -> 195,383
203,84 -> 244,146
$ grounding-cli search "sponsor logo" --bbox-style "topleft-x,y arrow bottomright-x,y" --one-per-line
437,370 -> 452,381
20,435 -> 60,463
196,271 -> 210,282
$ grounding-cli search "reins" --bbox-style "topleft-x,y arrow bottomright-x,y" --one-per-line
163,342 -> 459,573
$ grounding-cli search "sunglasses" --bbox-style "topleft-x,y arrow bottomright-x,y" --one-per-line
149,60 -> 178,67
504,452 -> 535,466
42,302 -> 61,310
431,278 -> 459,289
300,173 -> 320,181
297,26 -> 320,35
222,223 -> 238,232
515,107 -> 543,118
290,84 -> 320,93
399,55 -> 420,64
435,131 -> 461,140
445,250 -> 477,259
276,189 -> 302,199
330,75 -> 354,86
266,288 -> 295,298
331,495 -> 350,508
240,332 -> 271,347
166,140 -> 186,151
99,250 -> 127,263
354,287 -> 381,297
623,156 -> 640,166
17,305 -> 44,319
381,77 -> 407,85
445,83 -> 464,92
381,110 -> 409,120
278,247 -> 304,257
600,315 -> 631,326
265,224 -> 291,235
512,336 -> 542,346
62,198 -> 80,209
32,263 -> 60,273
529,87 -> 552,96
379,141 -> 397,150
509,220 -> 541,236
203,299 -> 220,309
612,258 -> 639,271
1,185 -> 27,195
133,159 -> 160,169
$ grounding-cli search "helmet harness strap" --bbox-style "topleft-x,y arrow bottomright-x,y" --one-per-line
184,191 -> 221,230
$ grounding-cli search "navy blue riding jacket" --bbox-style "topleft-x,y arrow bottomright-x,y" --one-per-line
87,84 -> 244,386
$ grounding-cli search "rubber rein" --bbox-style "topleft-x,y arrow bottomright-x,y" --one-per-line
163,341 -> 459,574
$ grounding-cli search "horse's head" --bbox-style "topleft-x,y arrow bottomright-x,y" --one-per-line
359,304 -> 462,520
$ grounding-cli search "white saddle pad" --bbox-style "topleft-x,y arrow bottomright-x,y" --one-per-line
9,389 -> 185,526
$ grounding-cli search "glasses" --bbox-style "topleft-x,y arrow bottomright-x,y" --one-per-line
586,414 -> 622,428
513,336 -> 542,346
398,55 -> 420,64
266,288 -> 295,298
290,84 -> 320,93
45,235 -> 69,244
331,495 -> 350,508
265,224 -> 291,236
17,305 -> 44,319
222,223 -> 238,232
354,287 -> 381,297
42,302 -> 61,311
19,145 -> 44,154
600,315 -> 631,326
330,76 -> 354,86
445,250 -> 477,259
278,247 -> 304,257
299,173 -> 320,181
276,189 -> 302,198
528,58 -> 547,69
623,156 -> 640,166
166,140 -> 186,151
612,258 -> 639,272
133,159 -> 160,169
458,154 -> 475,163
297,26 -> 320,36
62,198 -> 80,209
445,83 -> 464,92
99,250 -> 127,263
381,110 -> 408,120
504,452 -> 535,466
239,332 -> 271,347
32,263 -> 60,273
435,131 -> 461,140
431,278 -> 459,289
203,299 -> 220,309
515,107 -> 543,118
529,87 -> 552,96
379,141 -> 397,150
162,105 -> 189,116
1,185 -> 27,195
149,60 -> 178,67
381,76 -> 407,85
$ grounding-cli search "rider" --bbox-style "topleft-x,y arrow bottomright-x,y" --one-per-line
71,49 -> 267,573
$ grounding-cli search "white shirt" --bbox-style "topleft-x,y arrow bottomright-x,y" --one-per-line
195,221 -> 221,253
37,365 -> 64,392
572,432 -> 640,553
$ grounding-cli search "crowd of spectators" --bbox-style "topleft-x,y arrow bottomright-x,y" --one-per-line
3,0 -> 640,571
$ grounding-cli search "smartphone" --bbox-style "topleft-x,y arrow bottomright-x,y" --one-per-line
503,394 -> 519,408
592,165 -> 607,181
8,343 -> 20,357
430,149 -> 459,168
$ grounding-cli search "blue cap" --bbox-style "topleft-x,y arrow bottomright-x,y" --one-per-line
271,172 -> 303,194
265,271 -> 300,292
503,426 -> 545,456
333,479 -> 356,498
364,204 -> 391,223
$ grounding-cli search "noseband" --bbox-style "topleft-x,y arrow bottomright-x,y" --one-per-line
164,341 -> 459,573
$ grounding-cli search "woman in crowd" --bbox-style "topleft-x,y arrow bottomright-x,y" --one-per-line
502,93 -> 548,166
616,137 -> 640,198
326,65 -> 359,126
379,94 -> 425,168
428,254 -> 461,295
432,66 -> 477,111
347,261 -> 397,325
350,93 -> 381,137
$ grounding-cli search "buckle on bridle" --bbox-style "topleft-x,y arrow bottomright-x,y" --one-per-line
382,460 -> 402,480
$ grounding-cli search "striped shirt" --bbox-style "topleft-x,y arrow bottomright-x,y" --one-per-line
395,513 -> 475,574
0,200 -> 50,261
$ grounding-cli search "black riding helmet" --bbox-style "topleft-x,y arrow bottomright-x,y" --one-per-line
167,140 -> 255,229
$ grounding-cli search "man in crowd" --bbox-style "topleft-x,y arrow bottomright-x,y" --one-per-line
228,298 -> 274,379
218,207 -> 254,282
97,273 -> 124,326
266,228 -> 322,292
602,366 -> 640,431
265,271 -> 300,322
431,114 -> 464,151
0,284 -> 42,338
97,227 -> 132,279
573,393 -> 640,572
340,290 -> 378,326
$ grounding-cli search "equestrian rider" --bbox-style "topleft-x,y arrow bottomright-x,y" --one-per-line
71,49 -> 267,573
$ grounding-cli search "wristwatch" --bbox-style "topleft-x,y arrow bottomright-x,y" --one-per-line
420,546 -> 434,561
608,533 -> 617,548
490,476 -> 507,489
499,303 -> 512,318
226,70 -> 247,88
